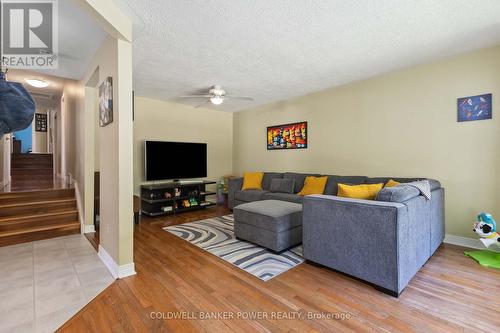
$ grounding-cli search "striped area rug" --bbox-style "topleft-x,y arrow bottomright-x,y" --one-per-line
164,215 -> 304,281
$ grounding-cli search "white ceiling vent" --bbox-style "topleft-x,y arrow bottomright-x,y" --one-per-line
30,91 -> 54,100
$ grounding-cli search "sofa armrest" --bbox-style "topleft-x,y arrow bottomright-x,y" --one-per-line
228,177 -> 243,209
303,195 -> 410,293
376,186 -> 420,203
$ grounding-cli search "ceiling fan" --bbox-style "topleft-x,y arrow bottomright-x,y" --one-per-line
179,85 -> 254,107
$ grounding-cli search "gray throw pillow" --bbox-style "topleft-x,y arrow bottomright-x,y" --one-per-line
270,178 -> 295,194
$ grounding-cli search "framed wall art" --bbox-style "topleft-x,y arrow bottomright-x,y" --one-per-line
35,113 -> 47,132
99,77 -> 113,127
267,121 -> 307,150
457,93 -> 492,122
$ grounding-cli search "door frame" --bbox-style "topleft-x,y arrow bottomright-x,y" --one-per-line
60,94 -> 67,181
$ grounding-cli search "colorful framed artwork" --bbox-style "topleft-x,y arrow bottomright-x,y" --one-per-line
267,121 -> 307,150
457,93 -> 492,122
99,77 -> 113,127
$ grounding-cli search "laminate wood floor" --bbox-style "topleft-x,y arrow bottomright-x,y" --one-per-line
60,206 -> 500,332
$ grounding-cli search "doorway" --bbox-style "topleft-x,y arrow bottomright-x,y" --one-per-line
3,70 -> 68,192
13,124 -> 32,154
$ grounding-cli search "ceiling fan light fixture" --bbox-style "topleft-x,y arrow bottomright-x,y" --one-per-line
210,95 -> 224,105
25,78 -> 50,88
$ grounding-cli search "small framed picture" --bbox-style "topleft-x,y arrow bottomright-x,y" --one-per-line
35,113 -> 47,132
457,93 -> 492,122
99,77 -> 113,127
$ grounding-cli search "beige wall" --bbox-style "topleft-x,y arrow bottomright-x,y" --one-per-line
63,83 -> 79,180
133,97 -> 233,194
94,88 -> 100,171
234,46 -> 500,238
75,34 -> 134,268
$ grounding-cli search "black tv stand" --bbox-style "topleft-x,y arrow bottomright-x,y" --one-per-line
141,180 -> 217,217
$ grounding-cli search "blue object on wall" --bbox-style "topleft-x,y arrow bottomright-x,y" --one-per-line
13,124 -> 33,153
0,72 -> 36,136
457,93 -> 492,122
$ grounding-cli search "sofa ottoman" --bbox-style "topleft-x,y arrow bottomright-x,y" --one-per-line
233,200 -> 303,252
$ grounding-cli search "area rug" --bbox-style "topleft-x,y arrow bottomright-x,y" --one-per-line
464,250 -> 500,269
164,215 -> 304,281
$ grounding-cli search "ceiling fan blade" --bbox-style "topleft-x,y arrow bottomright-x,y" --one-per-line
225,96 -> 254,101
178,95 -> 212,99
194,99 -> 210,108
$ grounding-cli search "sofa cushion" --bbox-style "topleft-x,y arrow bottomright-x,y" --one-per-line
324,175 -> 367,195
298,176 -> 328,196
242,172 -> 264,190
270,178 -> 295,194
284,172 -> 320,193
367,177 -> 441,191
385,179 -> 400,187
376,186 -> 420,203
262,172 -> 284,191
366,177 -> 418,185
235,190 -> 269,202
263,192 -> 304,204
338,183 -> 384,200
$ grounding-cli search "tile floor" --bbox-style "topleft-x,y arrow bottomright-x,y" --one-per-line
0,234 -> 115,333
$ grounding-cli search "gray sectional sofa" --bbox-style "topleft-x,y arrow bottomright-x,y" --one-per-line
228,172 -> 445,296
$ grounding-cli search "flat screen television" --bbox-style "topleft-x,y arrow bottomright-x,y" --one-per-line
145,141 -> 207,181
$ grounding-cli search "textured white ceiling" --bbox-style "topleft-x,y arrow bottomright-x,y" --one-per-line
34,0 -> 107,80
116,0 -> 500,112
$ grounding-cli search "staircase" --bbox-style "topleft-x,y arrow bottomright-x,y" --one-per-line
11,153 -> 54,191
0,188 -> 80,247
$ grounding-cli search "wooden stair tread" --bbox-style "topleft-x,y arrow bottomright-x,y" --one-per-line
11,166 -> 53,168
0,189 -> 73,197
0,222 -> 80,238
0,198 -> 76,209
11,168 -> 53,171
0,210 -> 78,223
0,181 -> 79,246
12,153 -> 52,158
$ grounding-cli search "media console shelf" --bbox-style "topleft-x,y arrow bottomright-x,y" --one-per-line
141,180 -> 217,217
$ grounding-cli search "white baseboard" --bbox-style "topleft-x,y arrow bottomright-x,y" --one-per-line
84,224 -> 95,233
118,263 -> 137,278
98,244 -> 136,279
444,234 -> 485,250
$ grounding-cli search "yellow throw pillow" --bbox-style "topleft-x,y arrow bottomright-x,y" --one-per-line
242,172 -> 264,190
385,179 -> 400,188
298,176 -> 328,196
337,183 -> 384,200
